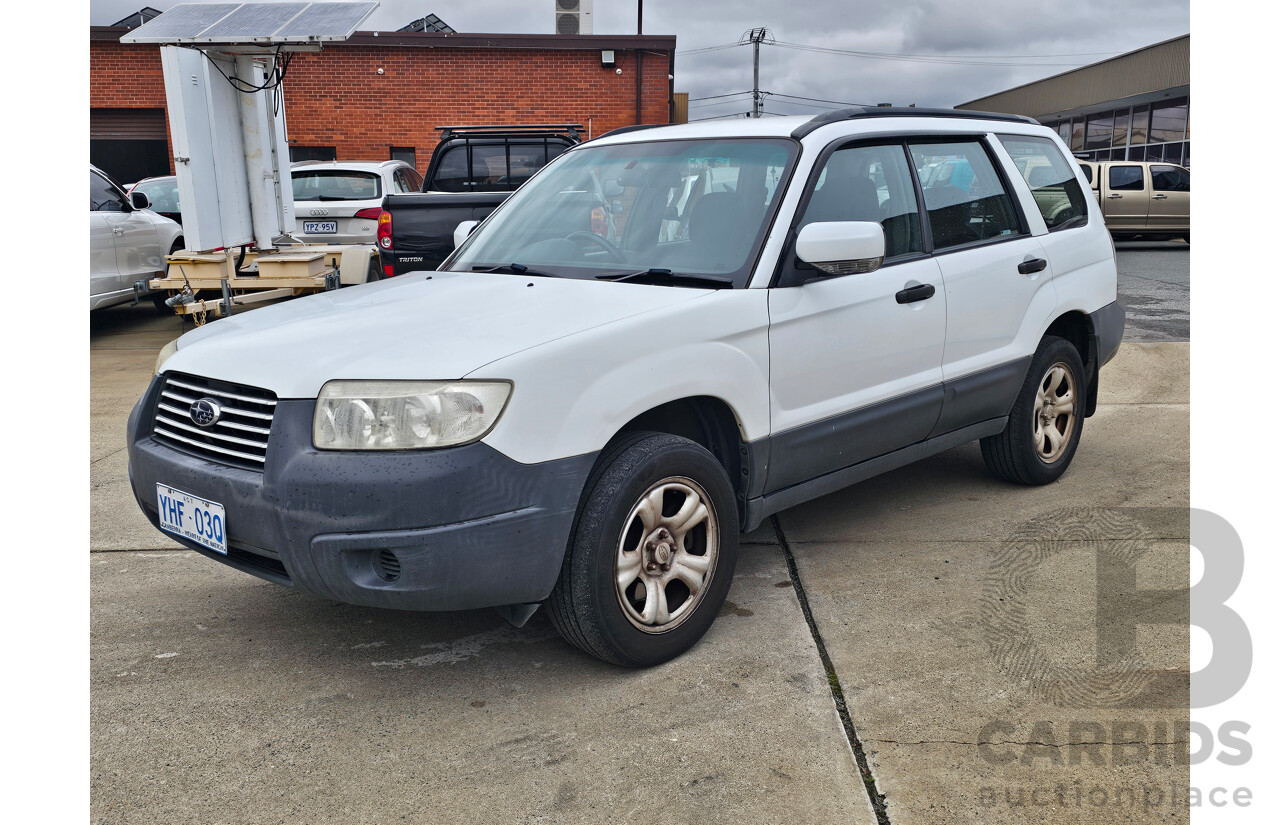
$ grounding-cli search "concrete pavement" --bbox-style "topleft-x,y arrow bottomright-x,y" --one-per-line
90,291 -> 1190,823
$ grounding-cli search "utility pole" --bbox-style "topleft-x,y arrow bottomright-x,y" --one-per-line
741,27 -> 772,118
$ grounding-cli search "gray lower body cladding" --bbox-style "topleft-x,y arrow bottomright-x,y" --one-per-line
127,376 -> 597,611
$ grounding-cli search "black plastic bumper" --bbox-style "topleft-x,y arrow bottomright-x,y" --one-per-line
126,376 -> 597,611
1090,300 -> 1126,368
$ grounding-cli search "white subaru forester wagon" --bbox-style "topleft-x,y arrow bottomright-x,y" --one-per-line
128,107 -> 1123,666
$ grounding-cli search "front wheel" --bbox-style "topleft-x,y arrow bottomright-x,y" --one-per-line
980,336 -> 1086,485
547,432 -> 739,666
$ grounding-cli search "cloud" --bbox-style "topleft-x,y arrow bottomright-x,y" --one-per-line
90,0 -> 1190,112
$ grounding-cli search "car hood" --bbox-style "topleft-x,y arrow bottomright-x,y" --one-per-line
161,270 -> 710,398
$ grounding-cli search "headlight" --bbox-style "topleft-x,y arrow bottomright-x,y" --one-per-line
313,380 -> 512,450
154,339 -> 179,375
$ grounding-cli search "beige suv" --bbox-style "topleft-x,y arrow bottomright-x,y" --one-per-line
1076,161 -> 1190,242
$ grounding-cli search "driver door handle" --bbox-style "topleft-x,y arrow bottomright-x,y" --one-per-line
1018,257 -> 1048,275
895,283 -> 935,304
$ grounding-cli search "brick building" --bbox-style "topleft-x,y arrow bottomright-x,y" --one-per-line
89,26 -> 677,184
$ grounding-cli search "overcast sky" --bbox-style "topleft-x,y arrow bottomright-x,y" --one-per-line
90,0 -> 1190,114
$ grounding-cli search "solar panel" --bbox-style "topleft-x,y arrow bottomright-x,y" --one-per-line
122,3 -> 240,41
274,2 -> 377,39
120,2 -> 378,44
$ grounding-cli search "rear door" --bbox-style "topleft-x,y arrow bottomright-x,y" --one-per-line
1148,164 -> 1190,231
1101,163 -> 1150,230
908,137 -> 1056,433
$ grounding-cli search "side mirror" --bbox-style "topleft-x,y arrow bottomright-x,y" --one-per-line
129,191 -> 152,211
795,221 -> 885,277
453,220 -> 479,249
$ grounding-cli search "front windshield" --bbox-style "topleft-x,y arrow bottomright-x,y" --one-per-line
447,138 -> 799,287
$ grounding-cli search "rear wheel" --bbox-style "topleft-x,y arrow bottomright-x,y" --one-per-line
981,336 -> 1085,485
547,432 -> 739,666
365,258 -> 382,283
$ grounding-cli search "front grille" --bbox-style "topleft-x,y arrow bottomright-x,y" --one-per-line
152,373 -> 277,469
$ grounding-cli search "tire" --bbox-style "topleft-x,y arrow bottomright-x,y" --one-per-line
980,336 -> 1086,485
365,259 -> 381,283
547,432 -> 740,667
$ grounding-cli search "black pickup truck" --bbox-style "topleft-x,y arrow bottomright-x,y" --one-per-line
378,124 -> 581,277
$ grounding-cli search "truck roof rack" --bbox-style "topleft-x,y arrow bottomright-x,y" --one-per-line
791,106 -> 1039,139
435,124 -> 584,141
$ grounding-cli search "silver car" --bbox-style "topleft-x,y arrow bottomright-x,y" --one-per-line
290,160 -> 423,246
90,165 -> 183,311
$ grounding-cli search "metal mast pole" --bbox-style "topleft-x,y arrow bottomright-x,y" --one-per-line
742,28 -> 770,118
753,36 -> 760,118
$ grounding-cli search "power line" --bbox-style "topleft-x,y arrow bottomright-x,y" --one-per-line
688,90 -> 754,102
676,42 -> 743,56
769,40 -> 1090,67
767,92 -> 874,107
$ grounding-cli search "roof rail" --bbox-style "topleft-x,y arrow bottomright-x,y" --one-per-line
591,123 -> 668,141
435,124 -> 584,140
791,106 -> 1038,139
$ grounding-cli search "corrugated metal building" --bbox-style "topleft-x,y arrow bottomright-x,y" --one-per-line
956,34 -> 1189,166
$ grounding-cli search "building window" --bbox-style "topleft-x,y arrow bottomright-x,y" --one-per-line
290,145 -> 336,163
1085,111 -> 1113,151
390,146 -> 417,168
1130,106 -> 1150,145
1149,100 -> 1188,144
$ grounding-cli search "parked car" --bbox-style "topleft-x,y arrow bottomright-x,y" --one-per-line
128,175 -> 182,225
1075,160 -> 1189,241
91,165 -> 183,311
289,160 -> 422,265
127,108 -> 1123,666
378,125 -> 581,276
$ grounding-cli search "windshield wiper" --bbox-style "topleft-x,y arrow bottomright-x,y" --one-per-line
472,263 -> 558,278
595,268 -> 734,288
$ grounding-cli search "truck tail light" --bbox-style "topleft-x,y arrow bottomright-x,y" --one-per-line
376,211 -> 392,249
354,207 -> 383,221
383,264 -> 395,278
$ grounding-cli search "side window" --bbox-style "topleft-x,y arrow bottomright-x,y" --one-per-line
406,168 -> 424,191
909,140 -> 1022,250
391,169 -> 410,194
470,145 -> 508,192
90,171 -> 126,212
798,143 -> 923,259
1108,165 -> 1145,191
1151,165 -> 1190,192
431,146 -> 468,192
507,144 -> 548,189
997,134 -> 1090,231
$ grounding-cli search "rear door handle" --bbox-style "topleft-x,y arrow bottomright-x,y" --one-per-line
895,283 -> 935,304
1107,193 -> 1123,199
1018,257 -> 1047,275
1152,193 -> 1168,200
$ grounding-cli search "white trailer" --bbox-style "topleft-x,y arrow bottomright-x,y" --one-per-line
121,2 -> 380,321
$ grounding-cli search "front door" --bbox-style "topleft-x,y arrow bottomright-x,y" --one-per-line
767,141 -> 947,492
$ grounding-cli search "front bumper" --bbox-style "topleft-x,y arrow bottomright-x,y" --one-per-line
126,376 -> 596,611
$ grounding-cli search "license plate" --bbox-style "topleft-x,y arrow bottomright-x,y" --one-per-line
156,484 -> 227,555
304,220 -> 337,233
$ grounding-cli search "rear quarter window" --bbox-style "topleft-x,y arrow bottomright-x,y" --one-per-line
997,135 -> 1090,231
